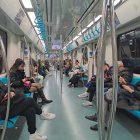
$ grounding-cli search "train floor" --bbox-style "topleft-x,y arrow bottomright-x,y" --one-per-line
2,71 -> 140,140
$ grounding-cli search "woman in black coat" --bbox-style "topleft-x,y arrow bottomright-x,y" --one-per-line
0,81 -> 55,140
10,58 -> 52,105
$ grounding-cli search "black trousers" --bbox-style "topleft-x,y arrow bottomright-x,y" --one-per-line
87,81 -> 96,102
87,85 -> 96,102
69,74 -> 81,85
8,98 -> 42,134
87,81 -> 112,102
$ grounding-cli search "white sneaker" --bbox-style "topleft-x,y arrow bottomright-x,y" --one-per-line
77,92 -> 88,98
48,73 -> 52,76
82,101 -> 93,107
30,131 -> 47,140
40,112 -> 56,120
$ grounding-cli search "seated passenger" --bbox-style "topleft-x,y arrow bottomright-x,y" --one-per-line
121,83 -> 140,101
38,59 -> 47,78
10,58 -> 52,105
88,81 -> 139,131
69,60 -> 80,78
45,60 -> 50,72
78,63 -> 110,98
81,63 -> 111,107
32,62 -> 44,87
68,59 -> 88,87
86,61 -> 133,131
0,81 -> 55,140
64,59 -> 70,76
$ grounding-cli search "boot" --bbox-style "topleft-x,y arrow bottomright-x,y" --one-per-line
37,89 -> 53,105
33,92 -> 38,102
33,93 -> 42,107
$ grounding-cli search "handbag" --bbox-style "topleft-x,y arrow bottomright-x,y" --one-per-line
24,81 -> 31,87
104,88 -> 113,103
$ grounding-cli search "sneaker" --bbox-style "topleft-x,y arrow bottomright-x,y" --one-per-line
77,92 -> 88,98
85,114 -> 97,122
82,101 -> 93,107
30,131 -> 47,140
81,97 -> 89,100
48,73 -> 52,76
40,112 -> 56,120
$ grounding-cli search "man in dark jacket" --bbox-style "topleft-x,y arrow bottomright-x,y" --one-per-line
0,81 -> 17,119
85,61 -> 133,131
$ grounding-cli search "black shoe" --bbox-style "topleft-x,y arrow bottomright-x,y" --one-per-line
90,124 -> 107,131
85,114 -> 97,122
42,100 -> 53,105
37,102 -> 42,108
67,83 -> 72,87
74,84 -> 78,87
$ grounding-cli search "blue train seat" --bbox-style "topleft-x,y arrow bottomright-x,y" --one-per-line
0,76 -> 31,128
127,76 -> 140,119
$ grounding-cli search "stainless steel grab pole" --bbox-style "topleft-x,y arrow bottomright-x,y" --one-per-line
60,35 -> 63,95
96,0 -> 109,140
106,0 -> 118,139
56,61 -> 58,78
0,36 -> 11,140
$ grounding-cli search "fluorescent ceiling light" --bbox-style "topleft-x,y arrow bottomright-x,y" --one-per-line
27,12 -> 36,25
69,40 -> 72,44
82,28 -> 87,33
66,40 -> 72,46
78,32 -> 82,36
73,36 -> 80,41
21,0 -> 33,8
95,15 -> 102,22
114,0 -> 121,6
34,27 -> 40,34
87,21 -> 94,28
78,28 -> 87,36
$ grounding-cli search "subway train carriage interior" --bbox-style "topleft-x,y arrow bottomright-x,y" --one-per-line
1,0 -> 140,140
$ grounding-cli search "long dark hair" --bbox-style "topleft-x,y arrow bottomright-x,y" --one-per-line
10,58 -> 25,72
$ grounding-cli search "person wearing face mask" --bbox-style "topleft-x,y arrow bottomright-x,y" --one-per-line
10,58 -> 53,105
0,81 -> 55,140
87,61 -> 133,131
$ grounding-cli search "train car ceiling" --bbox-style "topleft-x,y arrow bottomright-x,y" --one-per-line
0,0 -> 45,53
0,8 -> 23,35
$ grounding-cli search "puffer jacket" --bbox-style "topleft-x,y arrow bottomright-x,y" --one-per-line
10,70 -> 25,88
0,81 -> 15,119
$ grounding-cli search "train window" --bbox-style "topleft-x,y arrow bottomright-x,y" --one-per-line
82,47 -> 88,64
117,28 -> 140,73
0,29 -> 7,74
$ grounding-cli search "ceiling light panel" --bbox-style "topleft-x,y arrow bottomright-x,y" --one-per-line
21,0 -> 33,8
27,12 -> 36,25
